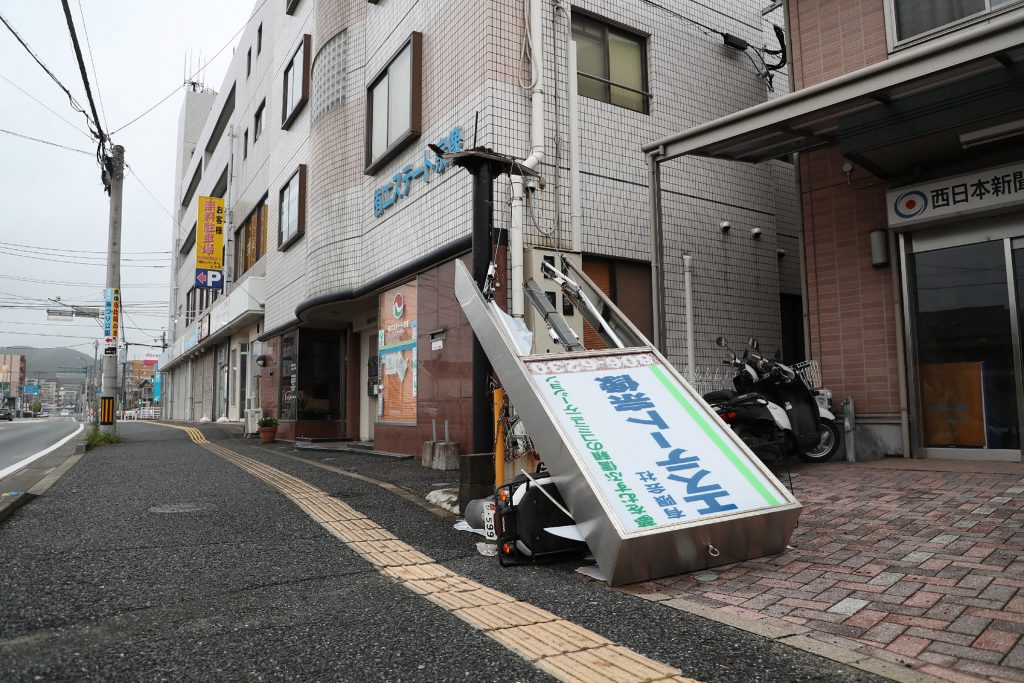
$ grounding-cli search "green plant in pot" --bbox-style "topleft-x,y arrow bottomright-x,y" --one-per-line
257,416 -> 279,443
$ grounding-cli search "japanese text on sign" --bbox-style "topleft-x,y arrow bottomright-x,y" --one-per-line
528,352 -> 784,534
888,162 -> 1024,226
373,127 -> 463,218
196,196 -> 225,271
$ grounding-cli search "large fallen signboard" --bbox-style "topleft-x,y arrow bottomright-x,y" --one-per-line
455,261 -> 800,586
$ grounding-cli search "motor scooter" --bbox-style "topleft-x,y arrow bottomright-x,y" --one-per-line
703,337 -> 841,463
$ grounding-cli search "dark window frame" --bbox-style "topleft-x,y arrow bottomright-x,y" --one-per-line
234,195 -> 269,278
179,223 -> 197,255
257,23 -> 263,55
571,9 -> 651,114
278,164 -> 307,251
364,32 -> 423,176
254,100 -> 266,142
243,128 -> 249,159
285,0 -> 301,15
281,34 -> 312,130
246,47 -> 252,77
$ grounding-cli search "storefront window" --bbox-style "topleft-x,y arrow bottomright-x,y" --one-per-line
279,332 -> 298,421
378,281 -> 417,424
297,332 -> 341,420
912,241 -> 1019,450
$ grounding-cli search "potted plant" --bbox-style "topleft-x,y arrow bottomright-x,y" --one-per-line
257,416 -> 279,443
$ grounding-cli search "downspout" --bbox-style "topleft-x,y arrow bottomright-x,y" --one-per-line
565,4 -> 581,253
647,148 -> 666,351
510,0 -> 546,318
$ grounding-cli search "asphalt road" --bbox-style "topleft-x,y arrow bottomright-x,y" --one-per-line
0,418 -> 82,477
0,422 -> 888,682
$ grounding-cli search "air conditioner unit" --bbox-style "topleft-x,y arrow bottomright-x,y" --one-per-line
244,408 -> 262,436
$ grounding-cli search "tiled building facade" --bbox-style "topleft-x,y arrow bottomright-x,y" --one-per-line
160,0 -> 802,457
645,1 -> 1024,461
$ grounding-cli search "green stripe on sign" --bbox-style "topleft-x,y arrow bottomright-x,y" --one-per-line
648,364 -> 779,507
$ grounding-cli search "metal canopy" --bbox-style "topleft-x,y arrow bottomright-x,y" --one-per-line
642,11 -> 1024,166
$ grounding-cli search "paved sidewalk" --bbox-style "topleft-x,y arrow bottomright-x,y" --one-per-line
618,459 -> 1024,683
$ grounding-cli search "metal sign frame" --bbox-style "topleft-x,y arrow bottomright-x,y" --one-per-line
455,260 -> 801,585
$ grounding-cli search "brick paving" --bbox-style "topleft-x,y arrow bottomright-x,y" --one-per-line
622,459 -> 1024,683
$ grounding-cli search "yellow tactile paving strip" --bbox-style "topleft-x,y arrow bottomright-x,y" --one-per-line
149,422 -> 699,683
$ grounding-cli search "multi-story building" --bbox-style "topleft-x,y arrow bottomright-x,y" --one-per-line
160,0 -> 801,455
39,380 -> 58,409
0,354 -> 26,406
644,2 -> 1024,461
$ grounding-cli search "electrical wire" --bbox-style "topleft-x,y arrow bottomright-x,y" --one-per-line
0,74 -> 93,140
0,241 -> 168,255
125,163 -> 175,222
0,249 -> 169,267
75,0 -> 107,131
0,243 -> 168,261
110,0 -> 268,135
0,8 -> 99,140
60,0 -> 109,180
0,127 -> 93,156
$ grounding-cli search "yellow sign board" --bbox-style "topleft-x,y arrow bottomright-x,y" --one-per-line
196,196 -> 225,270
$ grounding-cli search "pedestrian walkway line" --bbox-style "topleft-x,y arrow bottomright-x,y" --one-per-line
153,423 -> 699,683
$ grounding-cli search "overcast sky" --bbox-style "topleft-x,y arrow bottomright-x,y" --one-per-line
0,0 -> 254,359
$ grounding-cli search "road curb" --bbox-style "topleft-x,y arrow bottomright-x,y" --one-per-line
0,440 -> 87,525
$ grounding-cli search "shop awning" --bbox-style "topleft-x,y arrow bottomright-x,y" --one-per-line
642,10 -> 1024,176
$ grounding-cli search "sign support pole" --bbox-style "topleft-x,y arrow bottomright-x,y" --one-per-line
100,145 -> 124,432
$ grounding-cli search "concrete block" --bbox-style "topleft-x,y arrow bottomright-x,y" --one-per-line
421,440 -> 438,468
431,441 -> 460,471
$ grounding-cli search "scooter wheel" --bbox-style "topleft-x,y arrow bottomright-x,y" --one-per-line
800,419 -> 842,462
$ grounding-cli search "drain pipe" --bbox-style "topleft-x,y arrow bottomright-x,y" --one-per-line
565,4 -> 581,253
510,0 -> 546,317
684,254 -> 695,381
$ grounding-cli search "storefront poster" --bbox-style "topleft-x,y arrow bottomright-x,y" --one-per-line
378,282 -> 417,424
920,362 -> 986,448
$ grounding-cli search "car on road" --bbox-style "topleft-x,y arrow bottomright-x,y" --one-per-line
0,407 -> 11,421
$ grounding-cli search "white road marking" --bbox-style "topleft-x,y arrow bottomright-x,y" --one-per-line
0,423 -> 85,480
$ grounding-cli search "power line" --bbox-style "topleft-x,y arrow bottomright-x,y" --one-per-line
0,240 -> 168,255
0,73 -> 93,140
110,0 -> 268,135
60,0 -> 109,182
0,127 -> 93,156
0,244 -> 168,262
0,9 -> 98,140
0,273 -> 166,288
0,249 -> 169,268
75,0 -> 107,131
125,164 -> 174,222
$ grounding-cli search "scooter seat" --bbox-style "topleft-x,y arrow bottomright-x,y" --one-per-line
703,389 -> 738,404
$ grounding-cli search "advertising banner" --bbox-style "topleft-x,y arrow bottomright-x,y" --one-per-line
527,351 -> 788,534
104,288 -> 120,338
378,281 -> 417,424
196,196 -> 225,275
888,162 -> 1024,228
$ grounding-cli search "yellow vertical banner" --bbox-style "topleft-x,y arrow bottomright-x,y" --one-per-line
196,196 -> 225,270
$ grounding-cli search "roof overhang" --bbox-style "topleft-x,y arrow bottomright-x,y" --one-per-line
642,10 -> 1024,169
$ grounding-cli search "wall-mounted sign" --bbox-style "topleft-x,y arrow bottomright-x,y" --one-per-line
378,281 -> 417,423
197,314 -> 210,342
373,126 -> 464,218
527,351 -> 789,534
888,162 -> 1024,228
196,196 -> 224,286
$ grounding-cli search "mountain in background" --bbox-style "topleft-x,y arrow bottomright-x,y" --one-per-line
0,346 -> 95,380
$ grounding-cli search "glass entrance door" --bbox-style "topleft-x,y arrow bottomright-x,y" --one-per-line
910,239 -> 1021,459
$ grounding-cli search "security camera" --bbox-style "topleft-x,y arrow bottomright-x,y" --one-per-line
751,227 -> 763,239
720,221 -> 731,233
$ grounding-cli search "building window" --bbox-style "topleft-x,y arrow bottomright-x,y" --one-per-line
243,129 -> 248,159
365,32 -> 422,175
234,197 -> 268,278
581,256 -> 652,349
571,12 -> 650,114
186,287 -> 197,326
257,23 -> 263,55
889,0 -> 1023,43
311,30 -> 348,124
254,100 -> 266,142
285,0 -> 301,15
279,165 -> 306,250
279,332 -> 297,421
246,48 -> 252,77
282,35 -> 311,129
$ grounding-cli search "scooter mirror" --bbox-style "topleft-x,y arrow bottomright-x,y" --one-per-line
747,337 -> 760,351
715,336 -> 729,348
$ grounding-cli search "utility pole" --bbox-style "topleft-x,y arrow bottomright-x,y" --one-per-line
100,145 -> 124,432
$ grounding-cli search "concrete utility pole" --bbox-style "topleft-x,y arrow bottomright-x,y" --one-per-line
100,145 -> 124,433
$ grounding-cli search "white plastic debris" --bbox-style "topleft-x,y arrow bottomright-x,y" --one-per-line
476,542 -> 498,557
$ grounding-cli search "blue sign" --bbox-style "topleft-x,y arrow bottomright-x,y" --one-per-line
195,269 -> 223,289
24,385 -> 39,395
153,366 -> 161,402
373,126 -> 464,217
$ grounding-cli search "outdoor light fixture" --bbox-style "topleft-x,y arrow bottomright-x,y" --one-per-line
720,220 -> 731,233
255,355 -> 267,367
870,229 -> 889,267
